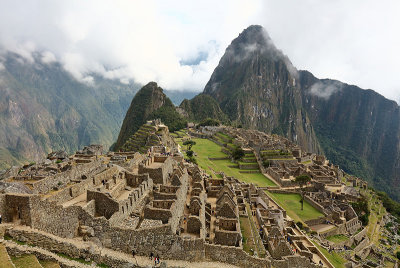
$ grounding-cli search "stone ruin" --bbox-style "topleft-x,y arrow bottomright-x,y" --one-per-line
0,121 -> 376,268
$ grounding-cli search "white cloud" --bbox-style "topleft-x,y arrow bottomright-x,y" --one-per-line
0,62 -> 4,71
0,0 -> 398,101
41,51 -> 56,64
309,82 -> 342,100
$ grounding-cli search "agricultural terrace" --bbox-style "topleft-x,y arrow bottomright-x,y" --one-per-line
173,131 -> 276,187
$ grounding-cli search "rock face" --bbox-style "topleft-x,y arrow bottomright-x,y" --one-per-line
202,25 -> 321,154
298,70 -> 400,198
115,82 -> 186,151
192,25 -> 400,200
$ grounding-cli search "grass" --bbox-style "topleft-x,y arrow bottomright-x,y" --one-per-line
0,244 -> 15,268
326,234 -> 349,244
176,138 -> 276,186
55,252 -> 91,265
245,203 -> 266,257
266,192 -> 324,223
312,240 -> 346,268
39,260 -> 61,268
11,255 -> 43,268
240,216 -> 256,255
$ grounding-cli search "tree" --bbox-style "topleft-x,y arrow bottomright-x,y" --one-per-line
198,118 -> 220,127
232,147 -> 245,161
262,160 -> 271,168
183,140 -> 196,151
295,174 -> 311,210
186,150 -> 194,157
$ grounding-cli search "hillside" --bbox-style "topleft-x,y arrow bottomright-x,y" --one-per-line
114,82 -> 186,151
179,94 -> 228,123
0,52 -> 140,169
188,25 -> 400,201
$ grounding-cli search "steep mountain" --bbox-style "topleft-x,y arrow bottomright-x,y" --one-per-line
0,52 -> 140,169
179,94 -> 228,123
201,25 -> 321,153
197,25 -> 400,200
114,82 -> 186,151
298,71 -> 400,198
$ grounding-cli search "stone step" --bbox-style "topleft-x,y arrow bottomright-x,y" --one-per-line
10,254 -> 43,268
0,242 -> 15,268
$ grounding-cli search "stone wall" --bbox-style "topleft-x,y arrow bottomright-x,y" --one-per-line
45,177 -> 93,204
87,190 -> 119,219
32,160 -> 103,194
30,198 -> 82,238
0,194 -> 6,220
138,157 -> 174,184
303,195 -> 326,214
5,194 -> 35,225
204,244 -> 270,267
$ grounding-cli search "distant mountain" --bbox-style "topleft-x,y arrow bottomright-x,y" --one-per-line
183,25 -> 400,200
0,52 -> 140,169
164,90 -> 197,106
114,82 -> 186,151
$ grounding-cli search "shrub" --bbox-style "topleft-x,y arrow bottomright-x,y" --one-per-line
232,147 -> 245,160
296,222 -> 303,229
198,118 -> 220,127
186,150 -> 194,157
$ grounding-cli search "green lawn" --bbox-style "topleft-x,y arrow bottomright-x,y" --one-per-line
266,192 -> 324,223
312,240 -> 346,268
39,260 -> 61,268
0,244 -> 14,268
176,138 -> 276,186
11,255 -> 43,268
239,217 -> 256,255
326,234 -> 349,244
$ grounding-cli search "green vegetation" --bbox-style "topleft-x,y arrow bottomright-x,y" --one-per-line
312,240 -> 346,268
198,118 -> 220,127
295,174 -> 311,210
231,147 -> 245,160
55,252 -> 91,265
376,190 -> 400,219
0,244 -> 15,268
183,140 -> 196,151
351,196 -> 370,226
175,137 -> 275,186
326,234 -> 349,244
179,94 -> 228,123
148,100 -> 187,132
39,260 -> 61,268
11,255 -> 43,268
239,217 -> 256,255
266,192 -> 324,223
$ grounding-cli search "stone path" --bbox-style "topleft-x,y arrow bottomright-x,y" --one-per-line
5,225 -> 238,268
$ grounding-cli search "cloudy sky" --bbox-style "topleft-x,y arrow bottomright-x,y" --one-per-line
0,0 -> 399,102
